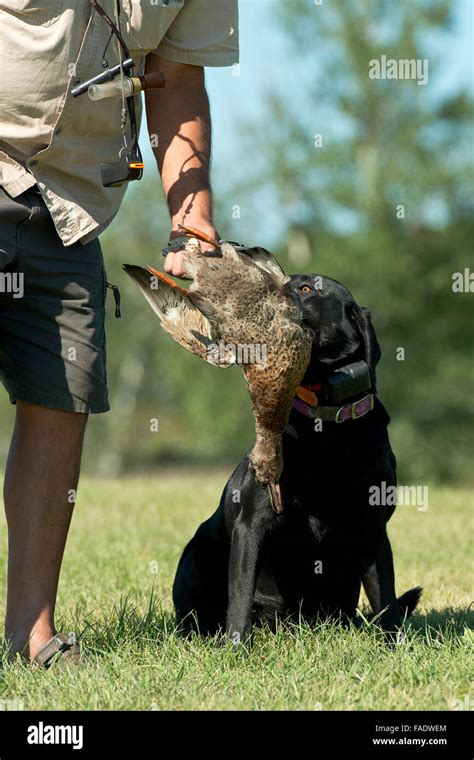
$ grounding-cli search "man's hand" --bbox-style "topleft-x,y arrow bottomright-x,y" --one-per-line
164,222 -> 219,278
145,54 -> 218,279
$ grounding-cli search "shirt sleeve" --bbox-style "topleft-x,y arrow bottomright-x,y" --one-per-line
155,0 -> 239,67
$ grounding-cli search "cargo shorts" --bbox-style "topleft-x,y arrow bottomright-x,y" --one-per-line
0,185 -> 110,413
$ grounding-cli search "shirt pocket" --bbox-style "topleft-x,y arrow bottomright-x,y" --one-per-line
121,0 -> 184,54
0,0 -> 64,26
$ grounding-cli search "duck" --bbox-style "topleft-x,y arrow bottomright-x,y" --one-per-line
124,225 -> 313,513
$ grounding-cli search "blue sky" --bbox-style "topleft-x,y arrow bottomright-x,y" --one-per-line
206,0 -> 472,163
132,0 -> 472,243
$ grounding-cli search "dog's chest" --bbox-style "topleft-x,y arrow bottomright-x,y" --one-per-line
255,514 -> 370,605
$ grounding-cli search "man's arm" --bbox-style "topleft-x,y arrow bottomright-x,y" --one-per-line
144,53 -> 218,277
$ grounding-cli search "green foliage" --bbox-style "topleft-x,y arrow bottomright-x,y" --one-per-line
240,0 -> 474,484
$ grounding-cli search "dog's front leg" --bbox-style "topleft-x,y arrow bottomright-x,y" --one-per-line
226,512 -> 267,644
362,531 -> 402,637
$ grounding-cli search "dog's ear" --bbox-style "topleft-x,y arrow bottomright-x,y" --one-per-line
350,305 -> 381,383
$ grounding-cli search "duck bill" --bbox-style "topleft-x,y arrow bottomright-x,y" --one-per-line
268,482 -> 284,514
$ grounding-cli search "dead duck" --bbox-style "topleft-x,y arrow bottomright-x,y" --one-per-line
124,225 -> 313,513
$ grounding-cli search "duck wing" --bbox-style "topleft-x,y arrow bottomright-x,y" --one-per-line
123,264 -> 234,367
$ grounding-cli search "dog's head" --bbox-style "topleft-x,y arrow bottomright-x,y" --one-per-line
285,273 -> 381,386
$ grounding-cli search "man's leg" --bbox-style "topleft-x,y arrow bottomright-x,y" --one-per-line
4,401 -> 87,660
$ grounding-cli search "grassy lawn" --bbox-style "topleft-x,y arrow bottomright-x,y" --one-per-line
0,473 -> 472,711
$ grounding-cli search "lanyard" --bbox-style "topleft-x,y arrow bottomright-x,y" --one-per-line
90,1 -> 138,154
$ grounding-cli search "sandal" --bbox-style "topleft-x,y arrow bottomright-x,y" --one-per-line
33,633 -> 81,669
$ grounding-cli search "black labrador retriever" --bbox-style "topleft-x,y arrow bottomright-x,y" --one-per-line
173,273 -> 421,641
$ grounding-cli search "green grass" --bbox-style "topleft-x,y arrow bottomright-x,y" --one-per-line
0,474 -> 472,710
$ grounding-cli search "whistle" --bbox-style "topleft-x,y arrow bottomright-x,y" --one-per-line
71,58 -> 135,97
88,71 -> 166,100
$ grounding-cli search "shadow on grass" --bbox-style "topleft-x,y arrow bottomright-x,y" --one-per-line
407,605 -> 473,639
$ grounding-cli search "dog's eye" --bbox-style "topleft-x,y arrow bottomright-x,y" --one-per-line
299,285 -> 312,294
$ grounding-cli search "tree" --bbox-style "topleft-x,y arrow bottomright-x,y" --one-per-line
239,0 -> 473,484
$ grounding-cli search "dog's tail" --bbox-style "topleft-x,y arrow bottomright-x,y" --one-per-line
397,586 -> 423,619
